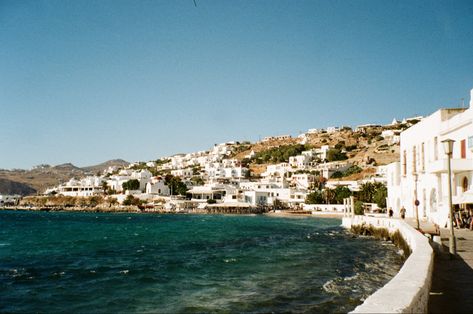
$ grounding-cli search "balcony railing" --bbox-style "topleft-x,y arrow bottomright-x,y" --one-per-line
427,158 -> 473,173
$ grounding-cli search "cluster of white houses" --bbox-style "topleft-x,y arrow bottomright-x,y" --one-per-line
43,142 -> 366,209
34,102 -> 445,213
387,88 -> 473,227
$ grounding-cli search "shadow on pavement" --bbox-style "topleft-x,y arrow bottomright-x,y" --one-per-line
429,243 -> 473,313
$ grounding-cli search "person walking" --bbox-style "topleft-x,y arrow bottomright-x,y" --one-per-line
400,206 -> 406,219
388,207 -> 393,218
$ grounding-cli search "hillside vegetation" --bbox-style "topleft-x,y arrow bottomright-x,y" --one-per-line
231,127 -> 401,178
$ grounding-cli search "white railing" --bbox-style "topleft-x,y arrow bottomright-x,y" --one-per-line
342,216 -> 434,313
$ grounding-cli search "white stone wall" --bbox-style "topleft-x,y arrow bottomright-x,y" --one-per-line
342,216 -> 433,313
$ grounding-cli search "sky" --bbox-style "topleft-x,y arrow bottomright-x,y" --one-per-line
1,0 -> 473,169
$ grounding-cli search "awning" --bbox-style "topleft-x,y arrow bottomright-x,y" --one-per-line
453,189 -> 473,204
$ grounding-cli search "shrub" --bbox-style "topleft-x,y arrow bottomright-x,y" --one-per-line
354,201 -> 364,215
326,149 -> 348,162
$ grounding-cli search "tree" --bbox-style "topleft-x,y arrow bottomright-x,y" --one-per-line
355,200 -> 364,215
191,176 -> 204,186
323,188 -> 336,204
373,185 -> 388,209
123,195 -> 141,206
122,179 -> 140,191
241,158 -> 251,167
357,182 -> 387,207
305,191 -> 324,204
357,182 -> 376,203
330,171 -> 344,179
273,199 -> 287,209
334,186 -> 352,204
310,176 -> 327,191
326,149 -> 348,162
108,197 -> 118,207
165,174 -> 188,196
101,181 -> 108,194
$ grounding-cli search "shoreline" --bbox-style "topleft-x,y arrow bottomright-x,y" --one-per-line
1,206 -> 345,218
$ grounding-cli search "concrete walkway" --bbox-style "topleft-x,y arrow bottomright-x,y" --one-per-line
404,218 -> 473,313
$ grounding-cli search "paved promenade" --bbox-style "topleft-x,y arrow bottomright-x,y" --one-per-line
404,218 -> 473,313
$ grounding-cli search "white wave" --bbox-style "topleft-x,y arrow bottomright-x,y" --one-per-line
119,270 -> 129,274
343,273 -> 360,281
323,279 -> 338,294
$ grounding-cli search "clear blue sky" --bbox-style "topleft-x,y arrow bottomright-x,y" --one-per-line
1,0 -> 472,169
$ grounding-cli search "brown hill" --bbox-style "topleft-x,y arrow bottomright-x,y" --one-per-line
0,159 -> 129,196
0,178 -> 37,196
232,127 -> 400,179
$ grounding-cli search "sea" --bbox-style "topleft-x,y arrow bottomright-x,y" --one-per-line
0,210 -> 403,313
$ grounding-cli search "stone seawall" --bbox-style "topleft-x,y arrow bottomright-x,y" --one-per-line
342,216 -> 434,313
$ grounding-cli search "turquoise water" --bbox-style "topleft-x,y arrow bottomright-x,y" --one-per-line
0,210 -> 402,313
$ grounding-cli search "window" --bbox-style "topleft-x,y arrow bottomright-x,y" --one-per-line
430,189 -> 437,213
412,146 -> 417,175
402,150 -> 407,176
461,139 -> 466,159
434,137 -> 438,160
468,136 -> 473,150
421,142 -> 425,171
463,177 -> 469,192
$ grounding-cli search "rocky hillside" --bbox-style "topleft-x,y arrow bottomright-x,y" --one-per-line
231,126 -> 401,177
0,178 -> 37,196
0,159 -> 128,196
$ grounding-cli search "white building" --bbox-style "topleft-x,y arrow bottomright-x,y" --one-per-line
106,169 -> 152,192
314,161 -> 351,179
289,154 -> 311,169
145,178 -> 170,196
57,176 -> 104,197
307,128 -> 320,134
261,163 -> 292,181
291,173 -> 316,190
0,195 -> 21,206
381,129 -> 401,145
326,126 -> 339,133
171,168 -> 194,178
387,88 -> 473,226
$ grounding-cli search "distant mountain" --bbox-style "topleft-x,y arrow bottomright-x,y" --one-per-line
0,159 -> 129,196
82,159 -> 129,174
53,163 -> 82,171
0,178 -> 37,196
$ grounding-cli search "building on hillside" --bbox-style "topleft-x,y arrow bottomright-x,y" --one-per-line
106,169 -> 152,192
262,135 -> 292,142
0,195 -> 22,206
57,176 -> 104,197
326,126 -> 339,133
186,185 -> 227,202
261,163 -> 292,181
307,128 -> 320,134
171,168 -> 194,178
325,180 -> 360,191
315,145 -> 330,161
387,88 -> 473,226
314,161 -> 351,179
381,129 -> 401,145
145,177 -> 170,196
288,154 -> 311,170
290,173 -> 316,190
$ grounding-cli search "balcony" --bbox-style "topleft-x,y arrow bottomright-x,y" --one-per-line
427,158 -> 473,174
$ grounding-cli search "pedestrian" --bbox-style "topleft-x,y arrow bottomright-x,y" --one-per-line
388,207 -> 393,218
400,206 -> 406,219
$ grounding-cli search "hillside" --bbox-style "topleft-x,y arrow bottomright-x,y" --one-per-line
0,159 -> 129,196
0,178 -> 37,196
231,127 -> 400,178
